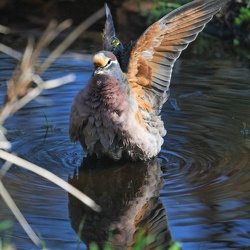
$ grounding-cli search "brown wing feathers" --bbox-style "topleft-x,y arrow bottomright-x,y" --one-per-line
127,22 -> 161,112
127,0 -> 230,109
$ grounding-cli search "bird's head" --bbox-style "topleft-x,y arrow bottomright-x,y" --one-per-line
93,51 -> 119,74
92,51 -> 127,87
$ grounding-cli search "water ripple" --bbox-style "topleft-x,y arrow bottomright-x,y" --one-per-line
1,54 -> 249,249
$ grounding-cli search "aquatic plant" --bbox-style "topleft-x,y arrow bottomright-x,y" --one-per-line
241,121 -> 249,138
87,229 -> 180,250
41,112 -> 63,139
0,220 -> 13,250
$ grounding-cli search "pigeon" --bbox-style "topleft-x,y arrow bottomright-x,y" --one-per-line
69,0 -> 230,161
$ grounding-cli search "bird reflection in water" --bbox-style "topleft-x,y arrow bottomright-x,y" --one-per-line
68,157 -> 171,249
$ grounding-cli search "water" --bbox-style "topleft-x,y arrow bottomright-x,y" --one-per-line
0,52 -> 249,250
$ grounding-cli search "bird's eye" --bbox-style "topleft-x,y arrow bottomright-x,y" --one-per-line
105,59 -> 112,68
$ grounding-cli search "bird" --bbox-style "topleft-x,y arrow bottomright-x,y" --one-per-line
69,0 -> 230,161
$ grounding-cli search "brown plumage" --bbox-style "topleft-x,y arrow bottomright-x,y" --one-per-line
69,0 -> 230,161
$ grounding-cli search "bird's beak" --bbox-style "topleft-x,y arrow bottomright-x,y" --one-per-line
94,66 -> 102,74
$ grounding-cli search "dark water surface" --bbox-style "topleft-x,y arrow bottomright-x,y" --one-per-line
0,52 -> 250,250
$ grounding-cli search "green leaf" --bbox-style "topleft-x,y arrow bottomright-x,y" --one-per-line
243,121 -> 247,130
89,242 -> 99,250
233,38 -> 240,46
0,220 -> 13,232
168,241 -> 182,250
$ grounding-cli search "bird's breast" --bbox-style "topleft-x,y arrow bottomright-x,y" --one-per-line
87,75 -> 129,114
71,74 -> 165,160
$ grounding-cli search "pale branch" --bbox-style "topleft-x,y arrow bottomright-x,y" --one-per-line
0,7 -> 105,248
0,150 -> 101,212
0,180 -> 42,246
38,6 -> 105,74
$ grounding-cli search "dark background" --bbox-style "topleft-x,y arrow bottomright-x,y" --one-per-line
0,0 -> 249,61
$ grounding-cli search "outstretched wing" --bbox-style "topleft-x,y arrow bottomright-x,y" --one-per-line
102,3 -> 116,51
127,0 -> 230,112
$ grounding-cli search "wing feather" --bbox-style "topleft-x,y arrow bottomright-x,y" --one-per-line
127,0 -> 230,112
102,4 -> 116,51
151,55 -> 176,66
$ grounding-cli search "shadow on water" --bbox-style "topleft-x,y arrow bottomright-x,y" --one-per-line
68,157 -> 171,249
